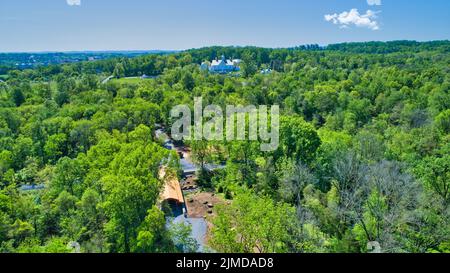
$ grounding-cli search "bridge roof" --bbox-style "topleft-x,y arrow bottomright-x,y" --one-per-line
159,168 -> 184,204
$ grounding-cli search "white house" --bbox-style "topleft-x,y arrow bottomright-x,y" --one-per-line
200,61 -> 210,71
201,55 -> 241,74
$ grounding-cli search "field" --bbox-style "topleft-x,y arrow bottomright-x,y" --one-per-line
110,76 -> 158,84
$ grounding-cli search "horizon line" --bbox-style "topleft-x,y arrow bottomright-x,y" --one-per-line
0,39 -> 448,54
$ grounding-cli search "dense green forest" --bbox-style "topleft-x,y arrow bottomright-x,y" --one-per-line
0,41 -> 449,253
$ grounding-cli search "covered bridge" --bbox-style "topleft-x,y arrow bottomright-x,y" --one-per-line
159,167 -> 185,212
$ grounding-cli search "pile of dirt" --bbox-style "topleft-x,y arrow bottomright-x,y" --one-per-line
185,192 -> 224,218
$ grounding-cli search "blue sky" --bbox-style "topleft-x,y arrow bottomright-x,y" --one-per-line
0,0 -> 449,52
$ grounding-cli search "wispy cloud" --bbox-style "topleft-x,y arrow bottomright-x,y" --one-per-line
66,0 -> 81,6
325,9 -> 380,30
367,0 -> 382,6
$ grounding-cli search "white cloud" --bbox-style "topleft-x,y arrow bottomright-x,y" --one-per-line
66,0 -> 81,6
367,0 -> 382,6
325,9 -> 380,30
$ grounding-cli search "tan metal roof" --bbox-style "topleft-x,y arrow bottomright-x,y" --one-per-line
159,167 -> 184,204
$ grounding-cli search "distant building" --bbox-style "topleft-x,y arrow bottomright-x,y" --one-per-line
141,74 -> 158,79
200,61 -> 210,71
20,184 -> 45,191
201,55 -> 241,74
260,68 -> 272,74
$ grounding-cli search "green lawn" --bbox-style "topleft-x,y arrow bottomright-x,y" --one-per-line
111,77 -> 155,84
